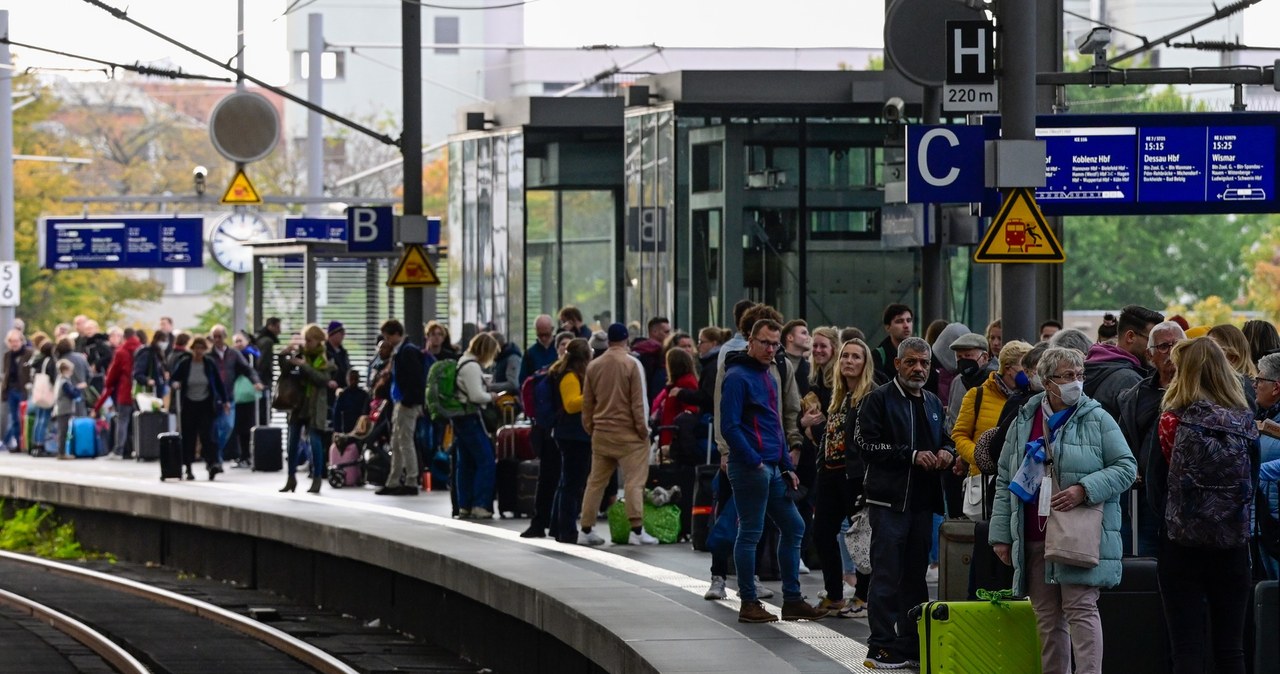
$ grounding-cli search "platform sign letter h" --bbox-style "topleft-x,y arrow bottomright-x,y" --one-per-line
947,21 -> 995,85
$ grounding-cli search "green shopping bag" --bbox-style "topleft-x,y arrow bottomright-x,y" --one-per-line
606,499 -> 682,544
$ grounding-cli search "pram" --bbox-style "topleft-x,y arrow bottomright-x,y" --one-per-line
326,412 -> 392,488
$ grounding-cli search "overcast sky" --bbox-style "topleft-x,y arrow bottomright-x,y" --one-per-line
2,0 -> 883,85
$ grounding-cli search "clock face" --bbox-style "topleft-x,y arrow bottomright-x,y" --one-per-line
210,212 -> 273,274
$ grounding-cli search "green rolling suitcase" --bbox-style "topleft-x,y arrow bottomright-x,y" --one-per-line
914,598 -> 1042,673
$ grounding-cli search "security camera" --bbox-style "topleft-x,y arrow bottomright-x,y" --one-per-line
1076,27 -> 1111,55
883,97 -> 906,123
193,165 -> 208,196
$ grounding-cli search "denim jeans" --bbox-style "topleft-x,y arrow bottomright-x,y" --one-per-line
727,461 -> 805,603
553,437 -> 590,542
4,389 -> 22,445
867,506 -> 933,659
33,407 -> 52,454
453,413 -> 495,510
1119,488 -> 1162,556
287,422 -> 325,478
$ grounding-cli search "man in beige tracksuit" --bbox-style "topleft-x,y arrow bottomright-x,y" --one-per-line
577,323 -> 658,546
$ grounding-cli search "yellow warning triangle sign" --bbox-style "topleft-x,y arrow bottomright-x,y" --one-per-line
388,244 -> 440,287
220,168 -> 262,205
973,188 -> 1065,264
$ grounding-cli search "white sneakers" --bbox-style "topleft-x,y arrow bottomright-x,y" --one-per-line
926,564 -> 940,583
754,576 -> 775,599
704,575 -> 728,600
628,529 -> 659,545
577,529 -> 606,546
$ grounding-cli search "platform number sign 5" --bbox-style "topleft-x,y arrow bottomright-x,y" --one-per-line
0,262 -> 19,307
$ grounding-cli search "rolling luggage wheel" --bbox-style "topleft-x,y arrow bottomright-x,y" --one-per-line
327,467 -> 345,488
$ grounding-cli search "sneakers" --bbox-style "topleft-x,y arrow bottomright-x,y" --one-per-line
737,600 -> 778,623
577,529 -> 606,546
703,575 -> 727,600
471,507 -> 493,519
864,648 -> 910,669
816,596 -> 849,616
519,525 -> 546,539
839,597 -> 868,618
754,576 -> 774,599
781,599 -> 828,621
628,529 -> 659,545
798,560 -> 811,574
456,508 -> 472,519
926,564 -> 939,584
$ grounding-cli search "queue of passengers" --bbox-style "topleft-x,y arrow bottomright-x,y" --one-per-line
5,303 -> 1278,673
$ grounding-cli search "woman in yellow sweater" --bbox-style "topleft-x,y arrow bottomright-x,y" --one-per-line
549,338 -> 595,543
951,340 -> 1033,519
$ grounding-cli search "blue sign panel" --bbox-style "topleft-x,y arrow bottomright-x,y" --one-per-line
905,125 -> 986,203
427,216 -> 441,246
41,216 -> 203,270
980,113 -> 1280,215
285,216 -> 347,242
346,206 -> 394,252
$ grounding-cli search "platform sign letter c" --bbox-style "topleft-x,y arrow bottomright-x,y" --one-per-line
918,128 -> 961,187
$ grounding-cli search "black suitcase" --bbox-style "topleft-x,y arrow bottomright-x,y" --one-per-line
496,458 -> 521,517
251,426 -> 283,472
517,459 -> 539,517
132,410 -> 169,461
158,432 -> 183,480
1257,581 -> 1279,674
691,465 -> 719,551
970,519 -> 1013,596
1099,557 -> 1170,674
647,463 -> 696,541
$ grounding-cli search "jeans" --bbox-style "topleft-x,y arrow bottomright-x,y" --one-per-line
727,461 -> 805,603
4,389 -> 22,445
552,437 -> 590,542
286,422 -> 325,479
1158,540 -> 1251,674
867,506 -> 933,659
113,402 -> 134,456
453,413 -> 495,510
33,407 -> 51,454
1119,488 -> 1162,556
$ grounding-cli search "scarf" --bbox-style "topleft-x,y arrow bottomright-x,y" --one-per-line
303,350 -> 326,400
821,393 -> 852,469
1009,401 -> 1075,503
1257,398 -> 1280,423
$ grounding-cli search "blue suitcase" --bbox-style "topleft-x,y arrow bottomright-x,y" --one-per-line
66,417 -> 98,458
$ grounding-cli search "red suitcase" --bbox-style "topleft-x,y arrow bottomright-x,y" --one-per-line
496,424 -> 535,461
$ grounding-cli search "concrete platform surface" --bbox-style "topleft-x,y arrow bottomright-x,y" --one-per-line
0,451 -> 887,673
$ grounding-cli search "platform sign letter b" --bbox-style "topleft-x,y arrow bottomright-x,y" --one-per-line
346,206 -> 394,252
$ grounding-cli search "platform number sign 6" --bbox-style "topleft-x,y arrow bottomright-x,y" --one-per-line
0,262 -> 20,307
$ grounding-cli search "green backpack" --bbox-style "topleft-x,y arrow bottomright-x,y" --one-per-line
425,359 -> 477,421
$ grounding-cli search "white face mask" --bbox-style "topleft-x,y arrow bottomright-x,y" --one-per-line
157,341 -> 169,351
1029,374 -> 1045,392
1055,379 -> 1083,406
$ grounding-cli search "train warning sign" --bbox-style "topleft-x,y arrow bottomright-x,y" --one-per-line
388,244 -> 440,287
973,188 -> 1065,264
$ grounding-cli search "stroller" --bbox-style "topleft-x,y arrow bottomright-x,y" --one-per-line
326,413 -> 392,488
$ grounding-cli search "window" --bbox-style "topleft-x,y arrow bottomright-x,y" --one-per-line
434,16 -> 460,55
296,51 -> 345,80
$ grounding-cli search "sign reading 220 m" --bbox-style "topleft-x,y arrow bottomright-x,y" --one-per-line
962,113 -> 1277,216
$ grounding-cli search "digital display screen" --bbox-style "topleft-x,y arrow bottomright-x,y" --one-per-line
41,217 -> 204,270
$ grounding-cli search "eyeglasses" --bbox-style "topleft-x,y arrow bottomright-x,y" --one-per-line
1256,377 -> 1279,386
753,338 -> 781,351
1148,340 -> 1177,354
1132,331 -> 1149,341
1049,371 -> 1085,383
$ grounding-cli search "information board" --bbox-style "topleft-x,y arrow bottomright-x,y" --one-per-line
40,216 -> 204,270
982,113 -> 1280,215
285,216 -> 347,242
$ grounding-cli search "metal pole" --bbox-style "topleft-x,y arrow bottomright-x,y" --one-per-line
920,86 -> 946,323
997,0 -> 1038,344
401,0 -> 424,347
1039,0 -> 1065,325
0,11 -> 14,338
231,0 -> 248,335
307,14 -> 324,218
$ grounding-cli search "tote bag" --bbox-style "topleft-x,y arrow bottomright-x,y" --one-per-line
1042,416 -> 1103,568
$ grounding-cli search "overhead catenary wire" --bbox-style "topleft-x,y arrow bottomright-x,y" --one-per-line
79,0 -> 400,148
0,37 -> 232,82
400,0 -> 538,10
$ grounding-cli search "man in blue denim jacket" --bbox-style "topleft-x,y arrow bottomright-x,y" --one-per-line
720,318 -> 826,624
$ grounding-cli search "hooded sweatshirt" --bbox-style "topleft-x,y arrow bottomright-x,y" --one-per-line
720,350 -> 795,471
932,322 -> 971,403
93,335 -> 141,413
1084,342 -> 1145,421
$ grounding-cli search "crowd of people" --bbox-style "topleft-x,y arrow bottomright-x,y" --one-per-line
4,301 -> 1279,672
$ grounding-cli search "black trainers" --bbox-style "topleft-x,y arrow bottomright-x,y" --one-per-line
864,648 -> 910,669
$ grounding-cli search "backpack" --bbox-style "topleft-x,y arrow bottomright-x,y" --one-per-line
532,370 -> 563,427
1165,403 -> 1256,549
520,365 -> 550,425
425,359 -> 478,421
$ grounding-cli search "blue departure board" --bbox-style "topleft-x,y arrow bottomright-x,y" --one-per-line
40,216 -> 204,270
982,113 -> 1280,215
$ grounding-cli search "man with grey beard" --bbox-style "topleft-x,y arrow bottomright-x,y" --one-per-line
854,337 -> 955,669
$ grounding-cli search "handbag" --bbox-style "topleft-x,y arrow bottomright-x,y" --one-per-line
272,371 -> 303,411
480,404 -> 502,435
961,474 -> 988,520
973,425 -> 1001,475
843,507 -> 874,573
31,373 -> 56,409
232,375 -> 258,405
1042,415 -> 1104,568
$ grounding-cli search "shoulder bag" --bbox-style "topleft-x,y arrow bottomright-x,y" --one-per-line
1042,403 -> 1104,568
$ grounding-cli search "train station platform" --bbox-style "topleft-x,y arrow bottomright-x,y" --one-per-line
0,452 -> 881,673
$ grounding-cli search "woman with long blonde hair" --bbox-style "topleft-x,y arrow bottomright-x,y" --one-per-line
810,338 -> 877,617
1156,337 -> 1256,674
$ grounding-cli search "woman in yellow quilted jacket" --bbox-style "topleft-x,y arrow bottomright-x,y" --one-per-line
952,340 -> 1034,480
